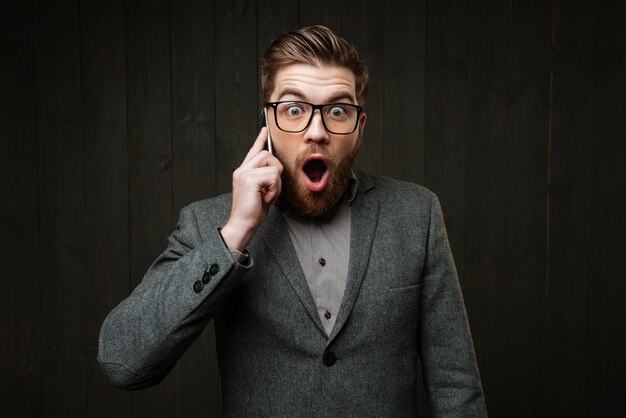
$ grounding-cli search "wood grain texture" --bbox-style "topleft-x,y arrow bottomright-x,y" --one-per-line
299,0 -> 343,31
125,0 -> 174,415
506,0 -> 552,415
170,0 -> 220,416
80,0 -> 132,416
3,2 -> 626,416
423,2 -> 470,416
215,0 -> 258,196
547,1 -> 594,416
343,0 -> 385,177
464,0 -> 510,415
383,0 -> 425,184
0,1 -> 41,416
587,1 -> 626,416
424,0 -> 469,285
33,0 -> 86,415
257,0 -> 299,106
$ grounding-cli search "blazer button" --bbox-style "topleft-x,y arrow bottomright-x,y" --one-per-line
193,280 -> 203,293
323,351 -> 336,367
202,271 -> 211,284
209,263 -> 220,275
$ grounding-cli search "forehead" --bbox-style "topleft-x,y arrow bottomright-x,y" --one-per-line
271,64 -> 356,103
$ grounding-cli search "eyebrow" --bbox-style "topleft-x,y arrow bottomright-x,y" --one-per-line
276,87 -> 356,104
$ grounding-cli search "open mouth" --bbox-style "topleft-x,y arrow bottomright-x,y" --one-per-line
303,158 -> 328,183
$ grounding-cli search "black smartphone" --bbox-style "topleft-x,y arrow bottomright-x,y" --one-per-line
259,108 -> 274,154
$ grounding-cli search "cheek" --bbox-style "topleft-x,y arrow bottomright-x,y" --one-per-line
272,135 -> 300,167
331,137 -> 359,161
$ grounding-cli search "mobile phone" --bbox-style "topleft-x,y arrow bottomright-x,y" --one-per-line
261,107 -> 274,155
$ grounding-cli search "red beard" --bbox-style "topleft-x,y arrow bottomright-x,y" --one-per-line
278,143 -> 359,218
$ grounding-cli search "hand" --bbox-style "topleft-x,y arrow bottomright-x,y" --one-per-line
221,128 -> 283,252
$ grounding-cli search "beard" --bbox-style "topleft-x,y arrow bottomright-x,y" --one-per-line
278,140 -> 361,218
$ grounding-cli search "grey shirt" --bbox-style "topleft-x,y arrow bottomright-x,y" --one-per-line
282,175 -> 358,336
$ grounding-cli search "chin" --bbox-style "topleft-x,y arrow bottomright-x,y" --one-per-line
279,137 -> 361,218
283,165 -> 352,218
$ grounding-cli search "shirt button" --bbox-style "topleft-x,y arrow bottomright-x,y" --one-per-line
202,271 -> 211,284
324,311 -> 332,320
193,280 -> 203,293
319,257 -> 326,266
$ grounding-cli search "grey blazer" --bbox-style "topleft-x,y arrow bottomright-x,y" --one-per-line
98,172 -> 487,417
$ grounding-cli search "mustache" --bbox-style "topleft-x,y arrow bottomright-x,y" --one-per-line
294,145 -> 337,168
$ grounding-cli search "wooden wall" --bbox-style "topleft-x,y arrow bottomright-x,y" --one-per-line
2,0 -> 625,416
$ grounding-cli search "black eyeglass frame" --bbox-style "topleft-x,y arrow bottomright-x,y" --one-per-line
263,101 -> 364,135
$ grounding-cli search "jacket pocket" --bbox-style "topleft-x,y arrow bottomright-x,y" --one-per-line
387,283 -> 421,298
385,283 -> 421,329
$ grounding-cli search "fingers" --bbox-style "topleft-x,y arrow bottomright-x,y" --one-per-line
223,129 -> 283,251
243,127 -> 269,164
260,167 -> 282,205
246,165 -> 282,205
233,160 -> 283,203
228,162 -> 282,234
242,149 -> 283,174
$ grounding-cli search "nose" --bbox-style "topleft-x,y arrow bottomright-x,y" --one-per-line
304,109 -> 330,144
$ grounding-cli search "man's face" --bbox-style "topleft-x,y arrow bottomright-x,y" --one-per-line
267,63 -> 366,217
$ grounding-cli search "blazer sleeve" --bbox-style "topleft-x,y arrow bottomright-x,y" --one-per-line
418,195 -> 488,417
97,203 -> 252,390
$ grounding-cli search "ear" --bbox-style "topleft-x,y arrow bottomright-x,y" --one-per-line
358,112 -> 367,131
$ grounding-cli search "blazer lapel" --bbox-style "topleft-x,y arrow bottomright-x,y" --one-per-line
328,174 -> 379,343
260,205 -> 326,334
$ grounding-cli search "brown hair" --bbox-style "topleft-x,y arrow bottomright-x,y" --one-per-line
261,25 -> 369,105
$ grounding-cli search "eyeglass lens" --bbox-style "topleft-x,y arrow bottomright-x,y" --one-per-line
274,102 -> 358,134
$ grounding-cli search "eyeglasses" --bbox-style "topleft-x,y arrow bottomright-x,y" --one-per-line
264,101 -> 363,135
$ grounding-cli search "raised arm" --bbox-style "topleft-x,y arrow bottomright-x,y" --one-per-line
98,127 -> 282,389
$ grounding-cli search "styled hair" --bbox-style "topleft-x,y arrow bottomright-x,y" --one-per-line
261,25 -> 369,105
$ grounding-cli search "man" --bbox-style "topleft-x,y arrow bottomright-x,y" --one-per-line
98,25 -> 487,416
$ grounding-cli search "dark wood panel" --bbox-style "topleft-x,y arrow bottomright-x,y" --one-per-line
125,0 -> 175,415
546,0 -> 594,416
423,0 -> 469,285
383,3 -> 427,413
299,0 -> 343,31
0,1 -> 41,417
506,0 -> 552,415
383,1 -> 425,184
33,0 -> 86,415
464,0 -> 511,415
169,0 -> 219,416
79,0 -> 132,416
422,2 -> 470,416
257,0 -> 299,106
6,1 -> 626,415
343,0 -> 385,177
171,0 -> 217,210
587,0 -> 626,416
214,0 -> 258,195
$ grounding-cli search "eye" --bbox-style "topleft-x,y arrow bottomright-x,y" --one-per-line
286,105 -> 303,117
327,106 -> 347,118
